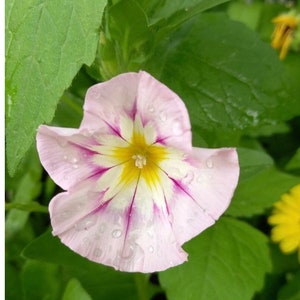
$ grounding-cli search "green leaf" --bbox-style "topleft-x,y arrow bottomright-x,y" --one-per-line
141,0 -> 230,27
5,147 -> 43,239
5,262 -> 23,300
151,13 -> 298,134
97,0 -> 154,79
278,271 -> 300,300
227,168 -> 300,217
286,147 -> 300,171
22,260 -> 62,300
5,201 -> 48,213
159,217 -> 271,300
237,148 -> 274,182
6,0 -> 107,176
227,1 -> 263,30
22,230 -> 150,300
62,278 -> 92,300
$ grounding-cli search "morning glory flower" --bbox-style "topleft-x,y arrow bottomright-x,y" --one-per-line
36,71 -> 239,273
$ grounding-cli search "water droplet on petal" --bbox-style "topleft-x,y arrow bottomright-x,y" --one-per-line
73,164 -> 79,169
159,111 -> 167,122
121,244 -> 135,259
196,174 -> 212,184
148,106 -> 155,113
71,157 -> 79,164
75,215 -> 97,231
147,229 -> 154,238
58,139 -> 68,147
76,202 -> 83,210
112,229 -> 122,238
172,121 -> 183,135
60,210 -> 69,220
148,246 -> 154,253
182,171 -> 194,185
206,159 -> 213,169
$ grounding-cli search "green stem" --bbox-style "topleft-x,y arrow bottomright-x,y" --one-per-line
5,201 -> 49,213
134,273 -> 149,300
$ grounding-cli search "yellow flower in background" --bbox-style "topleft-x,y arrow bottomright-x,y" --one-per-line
268,184 -> 300,262
271,10 -> 300,59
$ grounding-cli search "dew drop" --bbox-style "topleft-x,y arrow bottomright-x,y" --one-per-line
182,171 -> 194,185
148,246 -> 154,253
73,164 -> 79,169
112,229 -> 122,238
76,202 -> 83,210
196,174 -> 212,184
206,159 -> 214,169
121,244 -> 135,259
172,121 -> 183,135
75,215 -> 97,231
70,157 -> 79,164
60,210 -> 69,220
148,106 -> 155,113
159,111 -> 167,122
147,229 -> 154,238
58,139 -> 68,147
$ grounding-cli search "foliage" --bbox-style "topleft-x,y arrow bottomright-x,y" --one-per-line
5,0 -> 300,299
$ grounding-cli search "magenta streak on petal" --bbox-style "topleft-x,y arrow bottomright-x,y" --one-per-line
92,196 -> 112,215
127,97 -> 138,120
170,177 -> 216,221
119,172 -> 141,257
68,141 -> 99,157
87,167 -> 111,180
102,119 -> 132,145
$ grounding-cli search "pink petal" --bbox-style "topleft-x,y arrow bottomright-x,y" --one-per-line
80,71 -> 192,151
136,71 -> 192,152
169,148 -> 239,244
36,125 -> 100,190
80,72 -> 139,133
52,181 -> 187,273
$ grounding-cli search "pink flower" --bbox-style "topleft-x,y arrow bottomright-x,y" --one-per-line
36,71 -> 239,273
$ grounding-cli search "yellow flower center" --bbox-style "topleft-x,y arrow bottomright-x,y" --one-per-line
112,130 -> 167,189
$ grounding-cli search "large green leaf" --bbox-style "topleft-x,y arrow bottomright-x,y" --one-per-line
22,260 -> 62,300
140,0 -> 230,27
22,230 -> 153,300
227,168 -> 300,217
5,0 -> 107,175
237,148 -> 274,182
152,13 -> 299,134
5,147 -> 43,239
159,217 -> 271,300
